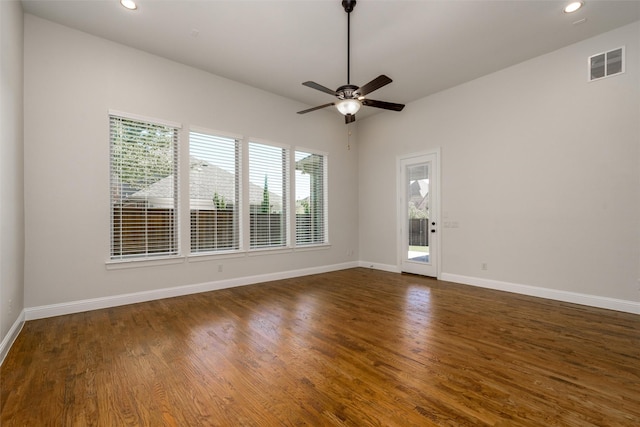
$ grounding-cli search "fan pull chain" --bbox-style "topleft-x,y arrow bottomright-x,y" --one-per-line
347,126 -> 352,151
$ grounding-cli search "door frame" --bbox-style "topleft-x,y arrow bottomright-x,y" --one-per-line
397,149 -> 441,278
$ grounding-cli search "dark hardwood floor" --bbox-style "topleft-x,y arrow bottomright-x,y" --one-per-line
2,268 -> 639,426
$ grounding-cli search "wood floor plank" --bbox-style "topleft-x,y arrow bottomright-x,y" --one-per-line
1,268 -> 639,426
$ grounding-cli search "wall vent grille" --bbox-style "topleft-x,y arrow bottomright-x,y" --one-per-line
588,47 -> 625,81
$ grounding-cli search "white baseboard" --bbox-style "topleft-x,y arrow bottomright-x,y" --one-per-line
0,310 -> 25,366
441,273 -> 640,315
24,261 -> 359,321
357,260 -> 401,273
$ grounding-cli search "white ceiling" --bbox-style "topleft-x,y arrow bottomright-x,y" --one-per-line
21,0 -> 640,120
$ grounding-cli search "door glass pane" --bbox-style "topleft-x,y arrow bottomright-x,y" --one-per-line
406,163 -> 429,263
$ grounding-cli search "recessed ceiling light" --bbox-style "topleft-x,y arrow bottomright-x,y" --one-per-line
564,2 -> 583,13
120,0 -> 137,11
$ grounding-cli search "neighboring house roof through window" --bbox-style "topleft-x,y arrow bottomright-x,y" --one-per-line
128,156 -> 283,211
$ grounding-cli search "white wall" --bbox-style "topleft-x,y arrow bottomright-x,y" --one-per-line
0,0 -> 25,354
358,22 -> 640,306
23,15 -> 359,310
20,13 -> 640,316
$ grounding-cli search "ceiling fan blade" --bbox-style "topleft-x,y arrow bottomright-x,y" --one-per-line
357,75 -> 392,96
297,103 -> 335,114
345,114 -> 356,124
302,81 -> 337,96
362,99 -> 405,111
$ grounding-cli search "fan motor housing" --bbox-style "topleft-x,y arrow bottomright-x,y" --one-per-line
337,84 -> 359,99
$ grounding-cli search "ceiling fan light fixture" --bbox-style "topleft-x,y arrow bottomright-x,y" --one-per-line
297,1 -> 404,123
335,99 -> 361,115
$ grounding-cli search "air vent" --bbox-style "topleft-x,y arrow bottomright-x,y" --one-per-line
588,47 -> 625,81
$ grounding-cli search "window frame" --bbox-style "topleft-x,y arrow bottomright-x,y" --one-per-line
188,128 -> 243,255
246,138 -> 291,251
294,148 -> 329,247
107,112 -> 331,267
108,111 -> 182,263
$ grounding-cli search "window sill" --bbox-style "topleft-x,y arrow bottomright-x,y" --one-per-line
106,243 -> 332,269
188,251 -> 246,263
294,243 -> 331,252
247,247 -> 294,256
105,255 -> 185,270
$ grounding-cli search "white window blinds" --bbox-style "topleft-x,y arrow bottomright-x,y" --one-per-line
295,150 -> 327,245
248,142 -> 288,248
189,131 -> 240,253
110,114 -> 179,259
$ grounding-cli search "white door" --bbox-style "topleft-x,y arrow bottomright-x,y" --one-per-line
398,151 -> 439,277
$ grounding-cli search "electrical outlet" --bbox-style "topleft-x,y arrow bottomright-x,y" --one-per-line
218,264 -> 223,273
481,263 -> 488,271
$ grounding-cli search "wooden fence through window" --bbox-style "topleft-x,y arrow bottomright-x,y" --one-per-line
113,206 -> 317,255
111,206 -> 177,257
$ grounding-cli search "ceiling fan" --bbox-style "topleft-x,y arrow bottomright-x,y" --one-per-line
297,0 -> 405,124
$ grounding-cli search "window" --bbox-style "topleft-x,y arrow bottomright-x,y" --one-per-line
110,114 -> 179,259
295,150 -> 327,245
248,141 -> 289,249
189,131 -> 240,253
109,113 -> 328,260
